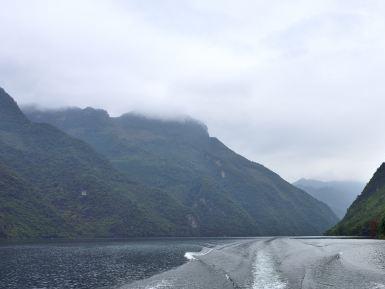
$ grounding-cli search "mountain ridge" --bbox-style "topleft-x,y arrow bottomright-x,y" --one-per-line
24,103 -> 339,236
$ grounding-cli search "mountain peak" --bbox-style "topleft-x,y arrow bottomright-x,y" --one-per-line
0,87 -> 29,127
83,107 -> 110,117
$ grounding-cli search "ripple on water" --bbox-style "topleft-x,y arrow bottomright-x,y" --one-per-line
0,240 -> 204,289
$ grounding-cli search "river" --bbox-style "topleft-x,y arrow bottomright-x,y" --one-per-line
1,237 -> 384,289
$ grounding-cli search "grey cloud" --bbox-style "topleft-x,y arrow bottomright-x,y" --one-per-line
1,0 -> 385,182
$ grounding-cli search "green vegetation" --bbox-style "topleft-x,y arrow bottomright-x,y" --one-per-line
379,215 -> 385,238
25,104 -> 339,236
328,163 -> 385,238
0,87 -> 202,239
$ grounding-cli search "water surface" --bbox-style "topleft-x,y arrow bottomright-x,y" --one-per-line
2,237 -> 385,289
0,238 -> 233,289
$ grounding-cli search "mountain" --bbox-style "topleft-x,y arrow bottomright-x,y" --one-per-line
25,105 -> 339,236
293,179 -> 364,219
0,162 -> 62,238
328,164 -> 385,237
0,87 -> 212,239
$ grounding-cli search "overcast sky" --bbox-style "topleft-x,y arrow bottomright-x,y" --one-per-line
1,0 -> 385,182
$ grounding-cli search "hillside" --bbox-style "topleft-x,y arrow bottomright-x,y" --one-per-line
293,179 -> 364,219
0,87 -> 214,238
25,106 -> 339,235
0,163 -> 63,238
328,163 -> 385,237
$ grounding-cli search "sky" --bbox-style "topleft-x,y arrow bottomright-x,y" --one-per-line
1,0 -> 385,182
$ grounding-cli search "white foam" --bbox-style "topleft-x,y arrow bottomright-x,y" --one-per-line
372,283 -> 385,289
184,251 -> 197,261
252,249 -> 287,289
184,248 -> 213,261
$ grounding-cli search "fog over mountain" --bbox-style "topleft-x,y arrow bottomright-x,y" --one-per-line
2,0 -> 385,181
293,179 -> 365,219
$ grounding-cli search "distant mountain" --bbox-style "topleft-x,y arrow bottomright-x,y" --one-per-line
293,179 -> 364,219
25,105 -> 339,236
328,164 -> 385,237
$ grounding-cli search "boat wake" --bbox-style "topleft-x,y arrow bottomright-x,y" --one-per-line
252,249 -> 286,289
121,238 -> 385,289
